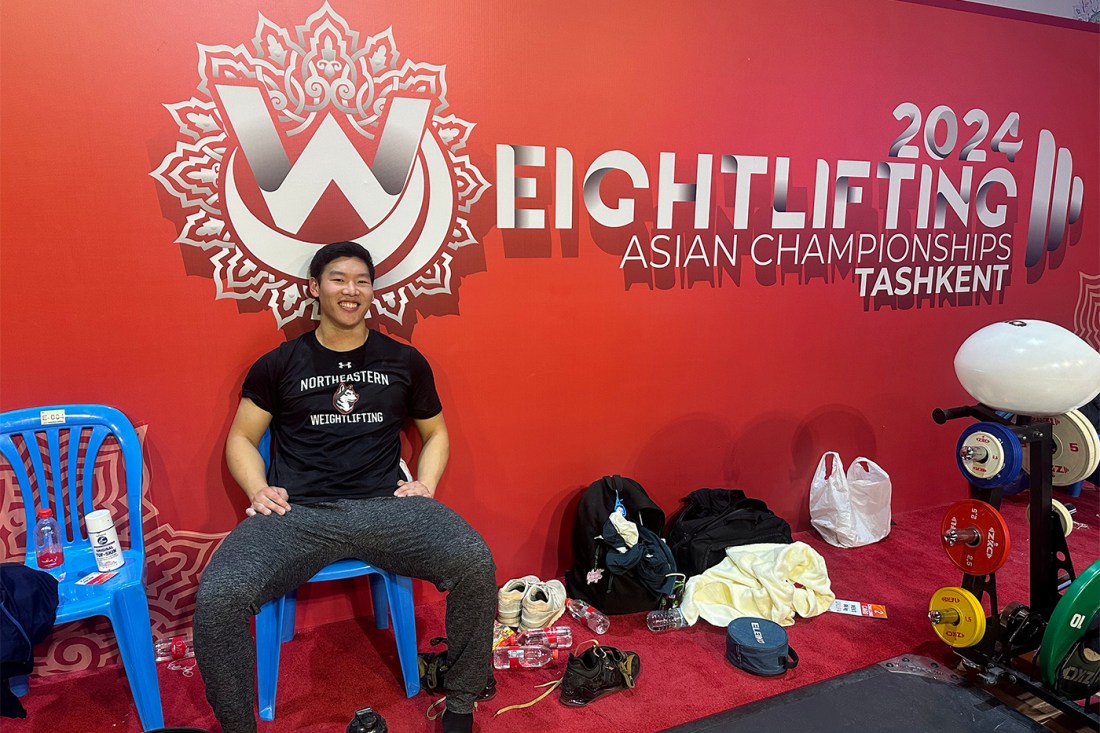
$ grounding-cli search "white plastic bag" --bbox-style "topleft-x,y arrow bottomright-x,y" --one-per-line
809,452 -> 892,548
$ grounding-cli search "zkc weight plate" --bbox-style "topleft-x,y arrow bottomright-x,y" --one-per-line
941,499 -> 1011,576
1040,559 -> 1100,687
956,422 -> 1023,489
1025,498 -> 1075,538
929,586 -> 987,648
1022,409 -> 1100,487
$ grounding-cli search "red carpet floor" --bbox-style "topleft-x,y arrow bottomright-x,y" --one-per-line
7,486 -> 1098,733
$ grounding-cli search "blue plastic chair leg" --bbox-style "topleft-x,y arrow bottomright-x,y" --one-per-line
110,585 -> 165,731
384,573 -> 420,697
9,674 -> 28,697
279,590 -> 297,644
256,597 -> 285,722
254,568 -> 419,717
368,574 -> 389,630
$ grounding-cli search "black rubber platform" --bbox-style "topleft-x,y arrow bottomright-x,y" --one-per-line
662,659 -> 1050,733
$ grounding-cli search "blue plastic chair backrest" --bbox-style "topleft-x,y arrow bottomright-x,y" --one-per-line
258,429 -> 272,469
0,404 -> 145,564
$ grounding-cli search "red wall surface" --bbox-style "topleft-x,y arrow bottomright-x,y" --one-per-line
2,0 -> 1098,669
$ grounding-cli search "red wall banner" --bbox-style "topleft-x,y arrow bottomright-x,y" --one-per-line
2,0 -> 1097,670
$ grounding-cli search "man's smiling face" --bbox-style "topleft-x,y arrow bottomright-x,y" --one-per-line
309,255 -> 374,328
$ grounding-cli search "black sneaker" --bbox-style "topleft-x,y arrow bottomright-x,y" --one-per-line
558,644 -> 641,707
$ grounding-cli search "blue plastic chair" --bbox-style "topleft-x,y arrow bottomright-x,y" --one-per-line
0,404 -> 164,731
253,430 -> 419,721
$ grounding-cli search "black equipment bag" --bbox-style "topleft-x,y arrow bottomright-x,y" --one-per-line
1,563 -> 60,719
564,475 -> 667,615
665,488 -> 792,578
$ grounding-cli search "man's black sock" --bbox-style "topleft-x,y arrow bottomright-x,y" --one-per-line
441,709 -> 473,733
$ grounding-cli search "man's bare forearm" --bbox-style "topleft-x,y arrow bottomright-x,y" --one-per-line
226,433 -> 269,500
416,430 -> 449,492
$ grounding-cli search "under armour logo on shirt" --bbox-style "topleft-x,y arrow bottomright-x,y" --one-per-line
339,361 -> 352,369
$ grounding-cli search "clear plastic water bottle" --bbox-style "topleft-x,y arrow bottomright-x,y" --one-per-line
34,508 -> 66,581
516,625 -> 572,648
492,645 -> 555,669
154,632 -> 195,662
565,598 -> 610,634
646,607 -> 689,632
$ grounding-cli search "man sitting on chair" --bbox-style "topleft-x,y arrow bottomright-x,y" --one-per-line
194,241 -> 496,733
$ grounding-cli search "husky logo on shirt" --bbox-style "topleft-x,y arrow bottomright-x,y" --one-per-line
333,382 -> 360,414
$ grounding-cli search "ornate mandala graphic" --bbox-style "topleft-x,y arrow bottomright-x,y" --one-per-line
151,3 -> 490,330
1075,272 -> 1100,350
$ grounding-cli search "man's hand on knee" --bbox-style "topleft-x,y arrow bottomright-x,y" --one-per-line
394,479 -> 435,499
246,485 -> 292,516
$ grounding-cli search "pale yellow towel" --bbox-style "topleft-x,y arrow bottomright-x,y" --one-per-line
609,512 -> 639,549
679,541 -> 835,627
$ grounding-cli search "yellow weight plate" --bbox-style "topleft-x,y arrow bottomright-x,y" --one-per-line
929,586 -> 987,648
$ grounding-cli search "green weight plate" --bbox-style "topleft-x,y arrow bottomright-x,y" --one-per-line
1040,559 -> 1100,687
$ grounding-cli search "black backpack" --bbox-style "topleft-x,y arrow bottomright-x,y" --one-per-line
665,488 -> 792,578
564,475 -> 667,615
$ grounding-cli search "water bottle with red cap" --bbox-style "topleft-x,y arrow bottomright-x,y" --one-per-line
154,632 -> 195,662
34,507 -> 66,581
515,625 -> 573,648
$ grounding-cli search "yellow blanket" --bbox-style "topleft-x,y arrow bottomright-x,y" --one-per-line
679,541 -> 835,627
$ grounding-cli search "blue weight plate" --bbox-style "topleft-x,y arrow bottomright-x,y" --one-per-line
956,422 -> 1023,489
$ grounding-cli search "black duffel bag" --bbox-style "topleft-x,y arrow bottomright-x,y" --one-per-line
666,488 -> 792,578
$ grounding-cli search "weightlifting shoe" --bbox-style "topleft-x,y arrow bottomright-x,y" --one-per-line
519,579 -> 567,631
559,643 -> 641,707
497,575 -> 540,627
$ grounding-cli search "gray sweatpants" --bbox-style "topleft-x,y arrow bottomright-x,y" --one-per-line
193,495 -> 496,733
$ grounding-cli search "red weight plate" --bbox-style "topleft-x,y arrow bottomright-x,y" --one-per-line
940,499 -> 1012,575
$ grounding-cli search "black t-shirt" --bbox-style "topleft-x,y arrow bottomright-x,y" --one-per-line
242,330 -> 442,503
